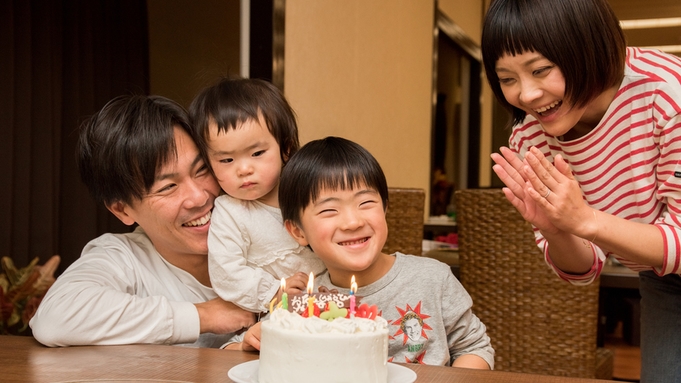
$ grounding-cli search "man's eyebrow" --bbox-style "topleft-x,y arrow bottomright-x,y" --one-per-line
154,153 -> 203,182
155,170 -> 178,182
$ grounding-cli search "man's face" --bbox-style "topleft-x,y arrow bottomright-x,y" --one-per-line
404,317 -> 422,342
115,127 -> 220,263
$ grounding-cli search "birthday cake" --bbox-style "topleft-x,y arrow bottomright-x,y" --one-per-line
258,293 -> 389,383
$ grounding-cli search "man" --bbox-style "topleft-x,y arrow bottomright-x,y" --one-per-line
30,95 -> 255,347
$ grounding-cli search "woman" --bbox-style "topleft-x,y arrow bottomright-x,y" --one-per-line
482,0 -> 681,381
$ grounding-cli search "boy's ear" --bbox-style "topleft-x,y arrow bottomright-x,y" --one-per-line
285,220 -> 309,246
106,201 -> 136,226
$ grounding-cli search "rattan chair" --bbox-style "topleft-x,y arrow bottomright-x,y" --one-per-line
455,188 -> 613,379
382,187 -> 425,256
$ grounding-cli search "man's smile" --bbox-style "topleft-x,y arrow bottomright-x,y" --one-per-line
183,210 -> 212,227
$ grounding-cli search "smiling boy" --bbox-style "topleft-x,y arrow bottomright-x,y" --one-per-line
277,136 -> 494,368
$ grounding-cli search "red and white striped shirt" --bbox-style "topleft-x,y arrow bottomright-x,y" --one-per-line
509,47 -> 681,284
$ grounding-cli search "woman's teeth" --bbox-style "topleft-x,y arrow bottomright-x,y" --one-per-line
184,210 -> 212,227
535,100 -> 561,114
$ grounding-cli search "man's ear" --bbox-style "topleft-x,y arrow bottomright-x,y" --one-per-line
285,220 -> 309,246
106,201 -> 136,226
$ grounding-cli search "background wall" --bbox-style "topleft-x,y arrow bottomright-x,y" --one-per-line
148,0 -> 493,213
439,0 -> 483,46
147,0 -> 241,107
284,0 -> 435,205
2,0 -> 492,272
438,0 -> 494,188
2,1 -> 150,274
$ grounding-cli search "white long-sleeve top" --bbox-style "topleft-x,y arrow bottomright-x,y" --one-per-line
509,47 -> 681,283
30,227 -> 232,347
207,195 -> 326,312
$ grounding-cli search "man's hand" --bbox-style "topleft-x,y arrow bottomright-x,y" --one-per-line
195,298 -> 256,334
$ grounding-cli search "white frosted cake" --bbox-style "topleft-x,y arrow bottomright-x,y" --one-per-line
259,307 -> 389,383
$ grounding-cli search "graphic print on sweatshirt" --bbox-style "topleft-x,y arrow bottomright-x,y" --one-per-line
387,301 -> 433,364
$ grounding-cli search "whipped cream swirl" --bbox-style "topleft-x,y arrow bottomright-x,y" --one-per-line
268,308 -> 388,334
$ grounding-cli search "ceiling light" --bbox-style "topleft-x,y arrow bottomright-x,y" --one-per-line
620,17 -> 681,30
642,45 -> 681,53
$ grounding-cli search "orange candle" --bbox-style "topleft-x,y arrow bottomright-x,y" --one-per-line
306,272 -> 315,317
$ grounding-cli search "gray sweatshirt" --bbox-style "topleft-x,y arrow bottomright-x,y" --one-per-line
316,252 -> 495,368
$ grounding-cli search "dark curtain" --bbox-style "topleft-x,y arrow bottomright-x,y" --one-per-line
1,0 -> 149,275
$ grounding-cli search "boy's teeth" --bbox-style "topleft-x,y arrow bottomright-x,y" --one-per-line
185,210 -> 212,227
340,238 -> 367,246
535,100 -> 560,113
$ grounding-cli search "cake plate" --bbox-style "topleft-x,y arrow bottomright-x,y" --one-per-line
228,360 -> 417,383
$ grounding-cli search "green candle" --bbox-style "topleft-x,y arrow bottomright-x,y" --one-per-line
280,277 -> 288,310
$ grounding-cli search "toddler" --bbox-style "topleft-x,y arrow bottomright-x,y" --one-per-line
189,77 -> 326,313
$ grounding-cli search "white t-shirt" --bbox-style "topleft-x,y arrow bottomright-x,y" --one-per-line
30,226 -> 232,347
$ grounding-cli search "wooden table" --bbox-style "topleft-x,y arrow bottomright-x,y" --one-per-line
1,335 -> 610,383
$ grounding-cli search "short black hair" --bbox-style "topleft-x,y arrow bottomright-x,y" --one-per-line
189,77 -> 299,168
279,136 -> 389,226
76,95 -> 191,206
481,0 -> 626,126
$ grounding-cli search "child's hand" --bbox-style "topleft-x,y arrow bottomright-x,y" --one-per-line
241,322 -> 262,351
222,322 -> 262,352
284,272 -> 309,295
271,272 -> 311,303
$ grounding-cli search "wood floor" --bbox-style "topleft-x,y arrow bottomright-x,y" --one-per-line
604,323 -> 641,382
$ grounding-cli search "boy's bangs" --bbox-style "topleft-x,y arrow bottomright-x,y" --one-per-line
310,165 -> 370,202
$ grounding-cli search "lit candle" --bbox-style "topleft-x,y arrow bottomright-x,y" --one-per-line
281,277 -> 288,310
350,275 -> 357,317
307,272 -> 315,317
269,297 -> 277,313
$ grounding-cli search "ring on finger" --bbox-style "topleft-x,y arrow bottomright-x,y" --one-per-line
543,189 -> 551,198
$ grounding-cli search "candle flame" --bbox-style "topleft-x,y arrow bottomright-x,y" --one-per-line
351,275 -> 357,294
307,272 -> 314,294
281,277 -> 286,291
